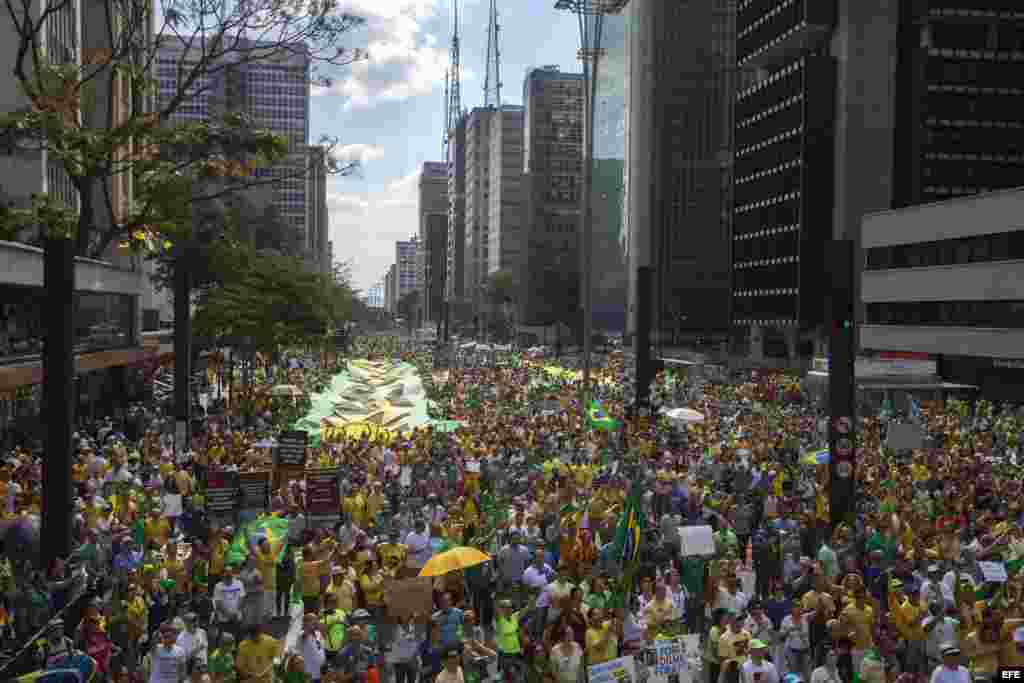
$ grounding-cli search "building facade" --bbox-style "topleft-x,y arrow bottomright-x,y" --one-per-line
396,238 -> 420,321
893,2 -> 1024,209
307,146 -> 330,274
447,118 -> 467,309
465,108 -> 496,312
522,67 -> 584,326
156,38 -> 312,241
860,187 -> 1024,401
419,162 -> 449,324
488,106 -> 527,304
385,265 -> 397,314
625,0 -> 735,345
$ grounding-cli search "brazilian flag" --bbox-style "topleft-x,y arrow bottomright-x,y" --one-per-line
610,480 -> 645,608
587,400 -> 620,432
225,514 -> 292,566
613,480 -> 644,565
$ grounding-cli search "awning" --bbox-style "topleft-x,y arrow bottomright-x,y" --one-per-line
0,346 -> 150,392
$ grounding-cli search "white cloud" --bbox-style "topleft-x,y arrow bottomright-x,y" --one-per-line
335,143 -> 385,164
328,168 -> 423,289
313,0 -> 451,109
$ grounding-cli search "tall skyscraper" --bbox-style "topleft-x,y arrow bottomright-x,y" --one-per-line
464,108 -> 496,311
155,38 -> 312,240
396,238 -> 420,318
488,106 -> 527,304
522,66 -> 584,325
625,0 -> 734,344
419,162 -> 449,324
446,118 -> 467,308
893,2 -> 1024,208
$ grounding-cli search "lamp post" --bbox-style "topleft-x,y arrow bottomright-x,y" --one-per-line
554,0 -> 623,406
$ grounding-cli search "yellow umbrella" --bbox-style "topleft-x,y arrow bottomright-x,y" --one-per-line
419,546 -> 491,577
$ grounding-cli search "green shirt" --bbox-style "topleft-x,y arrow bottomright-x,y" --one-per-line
323,609 -> 348,651
495,613 -> 521,654
208,649 -> 235,675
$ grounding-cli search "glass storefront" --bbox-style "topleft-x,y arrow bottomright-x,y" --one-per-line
590,12 -> 629,332
0,284 -> 136,362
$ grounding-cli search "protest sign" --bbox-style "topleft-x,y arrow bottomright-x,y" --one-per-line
306,468 -> 342,525
979,561 -> 1008,583
385,577 -> 434,620
239,471 -> 271,511
276,430 -> 309,467
589,656 -> 637,683
207,470 -> 239,515
679,526 -> 715,557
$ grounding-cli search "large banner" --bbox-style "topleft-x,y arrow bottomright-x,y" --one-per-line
589,657 -> 636,683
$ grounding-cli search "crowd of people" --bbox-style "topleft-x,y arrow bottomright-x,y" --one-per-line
0,335 -> 1022,683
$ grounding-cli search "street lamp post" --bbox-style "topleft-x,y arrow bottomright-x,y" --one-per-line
554,0 -> 623,406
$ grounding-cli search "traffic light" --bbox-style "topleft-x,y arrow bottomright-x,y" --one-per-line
825,239 -> 856,530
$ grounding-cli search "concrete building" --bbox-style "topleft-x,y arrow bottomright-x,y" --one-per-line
488,106 -> 527,301
464,108 -> 496,312
307,146 -> 330,274
366,282 -> 385,309
522,66 -> 584,326
385,265 -> 397,313
860,187 -> 1024,401
0,0 -> 161,438
419,162 -> 449,324
625,0 -> 734,345
446,118 -> 467,311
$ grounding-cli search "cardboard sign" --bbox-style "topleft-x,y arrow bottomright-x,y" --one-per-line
384,577 -> 434,620
206,470 -> 239,515
679,525 -> 715,557
887,423 -> 924,451
653,638 -> 688,677
306,468 -> 342,524
589,656 -> 636,683
239,470 -> 271,510
276,430 -> 309,468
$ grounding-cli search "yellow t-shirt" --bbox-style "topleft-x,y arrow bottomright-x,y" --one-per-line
889,599 -> 925,642
254,547 -> 277,591
378,543 -> 407,570
144,518 -> 171,547
718,629 -> 751,665
360,572 -> 385,607
210,539 -> 230,575
585,623 -> 618,665
326,578 -> 356,612
237,634 -> 282,683
301,559 -> 327,597
841,603 -> 875,650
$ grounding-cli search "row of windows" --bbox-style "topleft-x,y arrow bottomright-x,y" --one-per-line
865,230 -> 1024,270
866,300 -> 1024,328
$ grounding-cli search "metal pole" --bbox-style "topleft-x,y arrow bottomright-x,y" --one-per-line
581,51 -> 595,405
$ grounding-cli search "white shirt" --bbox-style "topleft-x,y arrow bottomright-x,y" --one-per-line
740,658 -> 779,683
299,632 -> 327,677
149,644 -> 186,683
523,564 -> 553,590
175,628 -> 208,664
779,616 -> 810,651
213,578 -> 246,619
810,666 -> 841,683
929,665 -> 970,683
715,587 -> 749,614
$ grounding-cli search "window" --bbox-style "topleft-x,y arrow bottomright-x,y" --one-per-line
866,300 -> 1024,328
864,230 -> 1024,270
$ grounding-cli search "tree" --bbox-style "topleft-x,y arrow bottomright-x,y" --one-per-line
397,290 -> 419,334
0,0 -> 365,565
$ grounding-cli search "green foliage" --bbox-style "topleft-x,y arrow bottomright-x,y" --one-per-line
192,246 -> 358,354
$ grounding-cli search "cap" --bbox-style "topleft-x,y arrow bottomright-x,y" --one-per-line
498,599 -> 514,608
889,579 -> 903,590
928,564 -> 942,574
750,639 -> 768,650
940,643 -> 960,657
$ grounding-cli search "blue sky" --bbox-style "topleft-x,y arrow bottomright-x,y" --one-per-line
318,0 -> 581,292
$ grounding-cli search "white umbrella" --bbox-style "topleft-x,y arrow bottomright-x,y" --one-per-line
663,407 -> 706,424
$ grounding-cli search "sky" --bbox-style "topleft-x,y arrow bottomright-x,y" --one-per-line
317,0 -> 582,293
